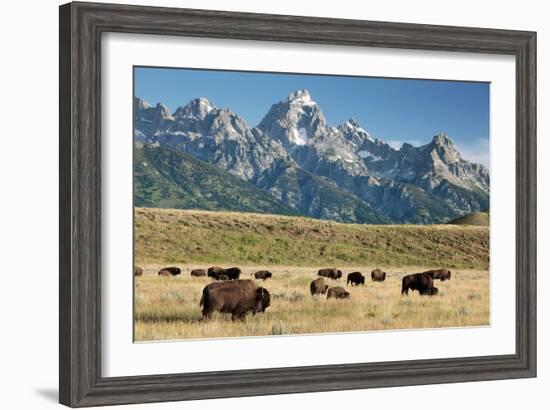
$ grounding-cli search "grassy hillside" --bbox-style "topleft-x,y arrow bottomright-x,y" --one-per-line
447,212 -> 490,226
134,145 -> 299,216
135,207 -> 490,269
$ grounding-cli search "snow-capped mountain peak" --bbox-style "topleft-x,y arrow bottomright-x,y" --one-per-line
287,89 -> 316,107
174,97 -> 215,120
257,89 -> 327,149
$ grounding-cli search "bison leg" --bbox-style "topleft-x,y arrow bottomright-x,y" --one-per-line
202,308 -> 213,319
231,311 -> 247,321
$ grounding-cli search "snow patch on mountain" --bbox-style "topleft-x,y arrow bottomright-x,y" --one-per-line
357,150 -> 382,161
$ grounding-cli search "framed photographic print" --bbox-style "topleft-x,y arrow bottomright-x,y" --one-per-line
59,1 -> 536,407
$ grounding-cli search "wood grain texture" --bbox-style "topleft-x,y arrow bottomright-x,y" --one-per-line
59,1 -> 537,407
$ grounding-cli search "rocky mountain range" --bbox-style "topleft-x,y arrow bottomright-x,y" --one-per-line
134,89 -> 489,224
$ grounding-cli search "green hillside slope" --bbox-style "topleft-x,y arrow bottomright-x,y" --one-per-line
134,145 -> 299,216
135,207 -> 489,269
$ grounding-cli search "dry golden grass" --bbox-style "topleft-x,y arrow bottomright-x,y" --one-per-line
134,265 -> 489,341
134,208 -> 490,341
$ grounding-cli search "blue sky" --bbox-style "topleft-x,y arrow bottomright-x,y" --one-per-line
135,66 -> 490,167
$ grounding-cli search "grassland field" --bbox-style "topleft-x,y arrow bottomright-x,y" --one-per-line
134,207 -> 490,341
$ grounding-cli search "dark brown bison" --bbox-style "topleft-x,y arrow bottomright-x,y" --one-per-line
318,268 -> 343,280
401,273 -> 438,296
157,266 -> 181,276
200,280 -> 271,320
347,272 -> 365,286
191,269 -> 206,277
327,286 -> 350,299
134,266 -> 143,276
224,267 -> 242,280
207,266 -> 224,279
371,268 -> 386,282
310,277 -> 329,296
423,269 -> 452,281
207,266 -> 241,280
252,270 -> 272,280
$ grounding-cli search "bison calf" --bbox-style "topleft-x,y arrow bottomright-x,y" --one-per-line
200,280 -> 271,321
252,270 -> 272,280
371,268 -> 386,282
423,268 -> 451,281
401,273 -> 438,296
347,272 -> 365,286
327,286 -> 350,299
318,268 -> 343,280
310,277 -> 329,296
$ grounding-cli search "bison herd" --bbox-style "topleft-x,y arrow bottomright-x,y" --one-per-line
135,265 -> 452,321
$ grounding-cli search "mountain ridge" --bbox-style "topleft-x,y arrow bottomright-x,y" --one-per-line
134,89 -> 490,224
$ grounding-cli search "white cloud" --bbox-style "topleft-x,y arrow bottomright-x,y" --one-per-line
456,138 -> 490,168
387,140 -> 422,150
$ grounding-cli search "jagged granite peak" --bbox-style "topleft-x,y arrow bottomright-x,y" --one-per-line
429,133 -> 462,165
338,117 -> 374,147
257,89 -> 327,148
287,89 -> 316,106
174,96 -> 215,120
154,102 -> 174,121
135,96 -> 151,110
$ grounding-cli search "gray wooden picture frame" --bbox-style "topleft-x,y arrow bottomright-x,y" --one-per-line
59,1 -> 537,407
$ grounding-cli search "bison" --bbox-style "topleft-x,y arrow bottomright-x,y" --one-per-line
157,266 -> 181,276
207,266 -> 224,279
134,266 -> 143,276
347,272 -> 365,286
371,268 -> 386,282
401,273 -> 438,296
191,269 -> 206,277
200,280 -> 271,320
423,268 -> 451,281
207,266 -> 241,280
327,286 -> 350,299
318,268 -> 343,280
310,277 -> 329,296
224,267 -> 242,280
252,270 -> 272,280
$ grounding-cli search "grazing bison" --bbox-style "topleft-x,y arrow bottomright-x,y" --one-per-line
191,269 -> 206,277
318,268 -> 343,280
200,280 -> 271,320
327,286 -> 350,299
157,266 -> 181,276
252,270 -> 272,280
371,268 -> 386,282
401,273 -> 438,296
207,266 -> 241,280
207,266 -> 224,279
310,277 -> 329,296
134,266 -> 143,276
423,268 -> 451,281
347,272 -> 365,286
224,267 -> 242,280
